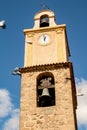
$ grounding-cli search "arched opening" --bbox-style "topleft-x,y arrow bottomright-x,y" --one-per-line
40,15 -> 49,27
37,72 -> 55,107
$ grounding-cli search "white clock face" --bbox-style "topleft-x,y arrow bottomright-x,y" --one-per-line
39,34 -> 50,45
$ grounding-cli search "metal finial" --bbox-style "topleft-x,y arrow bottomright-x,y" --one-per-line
41,4 -> 49,10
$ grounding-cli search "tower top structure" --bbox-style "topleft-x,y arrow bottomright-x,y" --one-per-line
34,9 -> 56,28
23,9 -> 70,67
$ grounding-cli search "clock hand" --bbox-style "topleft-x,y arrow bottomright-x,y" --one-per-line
43,35 -> 46,41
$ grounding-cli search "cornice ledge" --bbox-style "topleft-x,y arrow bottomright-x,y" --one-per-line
23,24 -> 66,34
19,62 -> 72,74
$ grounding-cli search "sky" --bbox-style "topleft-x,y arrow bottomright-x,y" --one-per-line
0,0 -> 87,130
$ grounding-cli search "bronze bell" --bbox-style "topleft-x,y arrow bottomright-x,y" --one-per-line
39,88 -> 51,107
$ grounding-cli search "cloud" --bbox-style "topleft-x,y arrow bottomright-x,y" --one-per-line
0,89 -> 13,118
0,89 -> 19,130
3,109 -> 19,130
76,78 -> 87,126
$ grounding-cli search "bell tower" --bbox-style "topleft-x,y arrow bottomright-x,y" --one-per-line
19,9 -> 77,130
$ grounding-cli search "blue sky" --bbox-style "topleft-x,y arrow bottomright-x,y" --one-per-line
0,0 -> 87,130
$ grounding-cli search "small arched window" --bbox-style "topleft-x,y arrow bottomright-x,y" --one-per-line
37,72 -> 55,107
40,15 -> 49,27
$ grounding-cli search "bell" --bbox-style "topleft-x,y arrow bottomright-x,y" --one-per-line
40,18 -> 49,27
41,88 -> 50,97
39,88 -> 51,107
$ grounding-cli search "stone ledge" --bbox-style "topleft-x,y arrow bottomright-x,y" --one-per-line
19,62 -> 72,73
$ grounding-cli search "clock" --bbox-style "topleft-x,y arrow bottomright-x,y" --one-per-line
39,34 -> 50,45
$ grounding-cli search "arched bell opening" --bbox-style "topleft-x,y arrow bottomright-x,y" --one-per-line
36,72 -> 55,107
40,15 -> 49,27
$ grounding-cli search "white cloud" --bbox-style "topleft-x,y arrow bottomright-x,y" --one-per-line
0,89 -> 13,118
76,78 -> 87,126
3,109 -> 19,130
0,89 -> 19,130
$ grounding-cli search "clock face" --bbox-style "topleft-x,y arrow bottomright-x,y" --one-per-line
39,34 -> 50,45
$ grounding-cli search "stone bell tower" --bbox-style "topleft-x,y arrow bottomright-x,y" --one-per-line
19,9 -> 77,130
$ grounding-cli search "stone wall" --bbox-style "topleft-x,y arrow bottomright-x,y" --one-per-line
19,65 -> 77,130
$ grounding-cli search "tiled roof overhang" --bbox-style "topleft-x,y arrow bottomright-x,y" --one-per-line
19,62 -> 72,73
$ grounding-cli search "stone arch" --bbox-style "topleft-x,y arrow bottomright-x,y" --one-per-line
40,14 -> 49,27
36,72 -> 55,107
